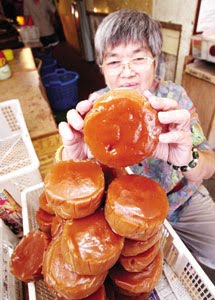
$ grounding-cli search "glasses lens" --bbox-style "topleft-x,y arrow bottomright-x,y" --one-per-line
103,57 -> 154,75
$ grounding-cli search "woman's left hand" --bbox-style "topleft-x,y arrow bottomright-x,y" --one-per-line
143,90 -> 193,166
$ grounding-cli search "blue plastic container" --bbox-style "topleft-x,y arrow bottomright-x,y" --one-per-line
40,57 -> 57,77
35,49 -> 53,60
42,68 -> 79,112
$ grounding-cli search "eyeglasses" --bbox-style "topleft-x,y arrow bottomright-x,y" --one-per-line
101,56 -> 155,75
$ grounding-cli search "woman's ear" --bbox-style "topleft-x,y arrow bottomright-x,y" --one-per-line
154,57 -> 159,71
153,57 -> 160,78
99,64 -> 104,75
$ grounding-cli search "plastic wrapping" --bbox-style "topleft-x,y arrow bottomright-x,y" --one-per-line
43,237 -> 107,300
105,175 -> 169,239
44,160 -> 105,219
110,251 -> 163,294
50,215 -> 64,238
10,230 -> 50,282
38,191 -> 54,214
35,208 -> 54,234
120,241 -> 160,272
122,228 -> 162,257
61,209 -> 125,275
84,89 -> 161,167
21,183 -> 215,300
84,285 -> 106,299
0,189 -> 23,237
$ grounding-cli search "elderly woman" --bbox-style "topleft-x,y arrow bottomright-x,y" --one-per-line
58,10 -> 215,269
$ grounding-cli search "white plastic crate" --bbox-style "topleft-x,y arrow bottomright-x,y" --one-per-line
20,182 -> 215,300
0,99 -> 42,204
19,26 -> 40,44
0,220 -> 23,300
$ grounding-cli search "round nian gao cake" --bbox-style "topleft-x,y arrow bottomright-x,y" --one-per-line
10,230 -> 50,282
109,250 -> 163,295
84,89 -> 162,167
38,191 -> 54,214
115,290 -> 152,300
43,237 -> 107,300
61,209 -> 124,275
57,285 -> 106,300
105,174 -> 169,240
44,160 -> 105,219
122,228 -> 162,257
84,285 -> 106,300
36,208 -> 55,234
51,215 -> 65,238
119,241 -> 160,272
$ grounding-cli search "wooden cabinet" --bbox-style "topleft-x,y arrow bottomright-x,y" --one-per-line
182,60 -> 215,148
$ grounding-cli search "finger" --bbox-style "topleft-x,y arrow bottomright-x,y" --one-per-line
59,122 -> 83,149
159,130 -> 192,144
66,109 -> 84,131
58,122 -> 74,141
62,131 -> 83,147
158,109 -> 190,129
89,91 -> 103,102
76,100 -> 93,115
87,147 -> 94,159
143,90 -> 178,111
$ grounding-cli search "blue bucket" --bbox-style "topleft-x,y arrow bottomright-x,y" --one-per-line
40,57 -> 57,77
42,68 -> 80,112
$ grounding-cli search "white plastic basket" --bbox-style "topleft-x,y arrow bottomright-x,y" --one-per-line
0,99 -> 42,204
0,220 -> 23,300
20,182 -> 215,300
19,25 -> 40,44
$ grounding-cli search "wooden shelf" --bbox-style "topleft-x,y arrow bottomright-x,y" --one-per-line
182,59 -> 215,148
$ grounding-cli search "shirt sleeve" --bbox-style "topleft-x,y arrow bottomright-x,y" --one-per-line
154,80 -> 210,151
178,86 -> 210,151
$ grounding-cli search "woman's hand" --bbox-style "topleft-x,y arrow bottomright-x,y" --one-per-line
59,88 -> 193,166
144,90 -> 193,166
58,92 -> 101,160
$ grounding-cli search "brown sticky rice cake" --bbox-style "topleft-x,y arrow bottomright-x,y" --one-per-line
84,89 -> 161,167
61,209 -> 124,275
105,174 -> 169,240
43,237 -> 107,300
10,230 -> 50,282
119,241 -> 160,272
122,228 -> 162,256
109,250 -> 163,294
44,160 -> 105,219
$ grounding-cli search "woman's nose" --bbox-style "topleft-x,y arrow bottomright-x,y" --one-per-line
120,62 -> 135,76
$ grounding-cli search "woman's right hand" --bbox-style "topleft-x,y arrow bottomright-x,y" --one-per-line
58,92 -> 101,160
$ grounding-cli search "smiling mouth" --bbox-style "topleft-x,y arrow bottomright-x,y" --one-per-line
120,83 -> 138,88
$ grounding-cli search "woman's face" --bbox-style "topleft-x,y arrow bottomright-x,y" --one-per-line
101,42 -> 157,94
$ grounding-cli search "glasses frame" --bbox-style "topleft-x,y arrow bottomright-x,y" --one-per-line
100,56 -> 156,75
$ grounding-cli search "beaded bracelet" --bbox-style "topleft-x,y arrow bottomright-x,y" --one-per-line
168,147 -> 199,172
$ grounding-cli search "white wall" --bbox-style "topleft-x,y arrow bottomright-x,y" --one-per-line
152,0 -> 198,84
